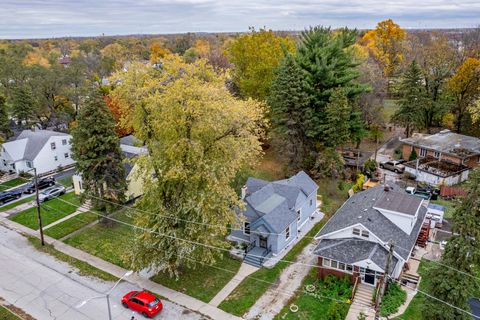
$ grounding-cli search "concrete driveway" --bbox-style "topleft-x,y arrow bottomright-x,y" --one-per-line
0,225 -> 203,320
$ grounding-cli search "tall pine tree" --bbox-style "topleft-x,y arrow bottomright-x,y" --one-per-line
0,95 -> 12,140
320,89 -> 352,149
392,60 -> 429,137
423,168 -> 480,320
268,53 -> 311,173
295,26 -> 369,144
71,87 -> 126,215
11,87 -> 35,126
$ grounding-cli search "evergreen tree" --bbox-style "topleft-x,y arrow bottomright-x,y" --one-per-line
71,88 -> 126,215
392,60 -> 429,137
295,26 -> 369,144
320,89 -> 352,149
268,53 -> 310,173
0,95 -> 12,139
11,87 -> 35,126
423,168 -> 480,319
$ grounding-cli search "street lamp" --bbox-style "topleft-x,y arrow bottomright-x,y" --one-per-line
76,270 -> 133,320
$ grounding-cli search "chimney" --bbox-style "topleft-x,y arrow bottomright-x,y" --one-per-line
241,185 -> 247,199
384,184 -> 390,192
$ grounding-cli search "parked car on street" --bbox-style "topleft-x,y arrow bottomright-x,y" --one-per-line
39,185 -> 65,202
0,189 -> 23,205
379,160 -> 405,173
23,177 -> 56,194
122,290 -> 163,318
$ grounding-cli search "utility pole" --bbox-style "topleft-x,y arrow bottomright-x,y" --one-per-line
33,168 -> 45,246
375,240 -> 395,318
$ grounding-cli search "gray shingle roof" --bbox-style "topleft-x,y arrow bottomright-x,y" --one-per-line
374,192 -> 422,216
314,238 -> 398,274
315,185 -> 427,260
242,171 -> 319,234
16,130 -> 69,161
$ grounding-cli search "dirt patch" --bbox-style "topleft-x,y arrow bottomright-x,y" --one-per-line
0,297 -> 36,320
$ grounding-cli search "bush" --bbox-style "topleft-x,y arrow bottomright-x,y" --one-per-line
380,283 -> 407,316
363,159 -> 377,175
352,173 -> 365,192
409,148 -> 417,161
19,171 -> 32,179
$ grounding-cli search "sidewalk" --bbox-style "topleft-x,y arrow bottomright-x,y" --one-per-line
0,217 -> 241,320
209,262 -> 258,307
43,204 -> 90,230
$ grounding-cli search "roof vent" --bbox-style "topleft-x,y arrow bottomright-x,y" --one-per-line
358,215 -> 362,219
384,184 -> 390,192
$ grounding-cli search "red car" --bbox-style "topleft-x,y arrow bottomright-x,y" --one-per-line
122,290 -> 163,318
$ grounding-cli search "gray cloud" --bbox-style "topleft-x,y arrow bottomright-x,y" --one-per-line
0,0 -> 479,38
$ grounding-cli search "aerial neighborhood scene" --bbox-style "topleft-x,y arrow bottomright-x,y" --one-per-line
1,1 -> 480,320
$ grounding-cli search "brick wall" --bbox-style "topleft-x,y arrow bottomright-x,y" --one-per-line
317,257 -> 357,284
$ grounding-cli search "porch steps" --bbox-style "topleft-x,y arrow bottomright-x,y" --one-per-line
401,273 -> 420,287
346,284 -> 376,320
243,247 -> 268,268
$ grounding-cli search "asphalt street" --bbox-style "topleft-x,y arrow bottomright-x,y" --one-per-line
0,225 -> 203,320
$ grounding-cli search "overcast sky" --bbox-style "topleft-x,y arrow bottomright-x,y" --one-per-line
1,0 -> 479,39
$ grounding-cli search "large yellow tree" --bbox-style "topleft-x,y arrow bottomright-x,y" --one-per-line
110,57 -> 265,275
360,19 -> 407,78
226,28 -> 295,101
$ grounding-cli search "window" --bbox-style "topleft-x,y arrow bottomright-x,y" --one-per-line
361,230 -> 369,238
331,260 -> 338,269
79,181 -> 83,190
3,160 -> 6,166
310,199 -> 313,206
62,139 -> 67,145
26,161 -> 32,168
323,258 -> 331,267
338,262 -> 346,270
51,142 -> 56,150
64,153 -> 69,158
352,228 -> 361,236
286,226 -> 290,239
433,151 -> 440,158
244,222 -> 250,235
346,265 -> 353,273
297,209 -> 301,222
420,148 -> 427,157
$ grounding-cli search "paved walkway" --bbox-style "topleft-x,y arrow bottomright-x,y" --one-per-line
43,204 -> 90,230
0,200 -> 36,218
209,263 -> 258,307
244,242 -> 319,319
0,217 -> 241,320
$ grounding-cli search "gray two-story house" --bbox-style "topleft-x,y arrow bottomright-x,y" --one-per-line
230,171 -> 319,267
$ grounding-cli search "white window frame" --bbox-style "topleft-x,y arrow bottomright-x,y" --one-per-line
51,142 -> 56,150
353,228 -> 361,236
26,161 -> 32,168
323,258 -> 331,267
331,260 -> 338,269
420,148 -> 427,157
361,230 -> 369,238
64,153 -> 69,158
433,151 -> 440,159
62,139 -> 67,145
243,222 -> 251,235
297,209 -> 301,222
286,226 -> 290,240
54,156 -> 58,161
310,199 -> 313,206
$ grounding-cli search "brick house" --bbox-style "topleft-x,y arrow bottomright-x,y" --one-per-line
314,184 -> 427,287
400,130 -> 480,185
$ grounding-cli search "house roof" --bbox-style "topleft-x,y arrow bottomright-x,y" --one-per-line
120,144 -> 147,176
374,192 -> 422,216
3,130 -> 69,162
119,135 -> 143,147
315,184 -> 427,260
469,298 -> 480,320
401,130 -> 480,158
242,171 -> 318,234
314,238 -> 398,274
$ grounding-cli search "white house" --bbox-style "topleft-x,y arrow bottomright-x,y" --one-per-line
0,129 -> 75,175
314,184 -> 428,287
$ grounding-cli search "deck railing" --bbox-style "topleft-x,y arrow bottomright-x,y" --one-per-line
351,276 -> 359,302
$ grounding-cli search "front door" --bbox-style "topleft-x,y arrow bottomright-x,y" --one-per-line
364,269 -> 375,285
259,236 -> 267,249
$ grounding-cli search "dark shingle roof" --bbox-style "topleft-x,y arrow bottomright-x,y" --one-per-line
245,177 -> 269,195
315,185 -> 427,260
276,171 -> 318,196
374,192 -> 423,216
314,238 -> 398,274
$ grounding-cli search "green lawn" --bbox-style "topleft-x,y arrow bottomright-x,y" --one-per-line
218,219 -> 328,316
151,253 -> 242,303
430,198 -> 456,219
57,175 -> 74,187
274,269 -> 352,320
0,305 -> 21,320
28,236 -> 117,281
10,192 -> 80,229
0,177 -> 29,191
64,211 -> 134,268
44,211 -> 98,239
382,99 -> 399,123
0,195 -> 35,212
